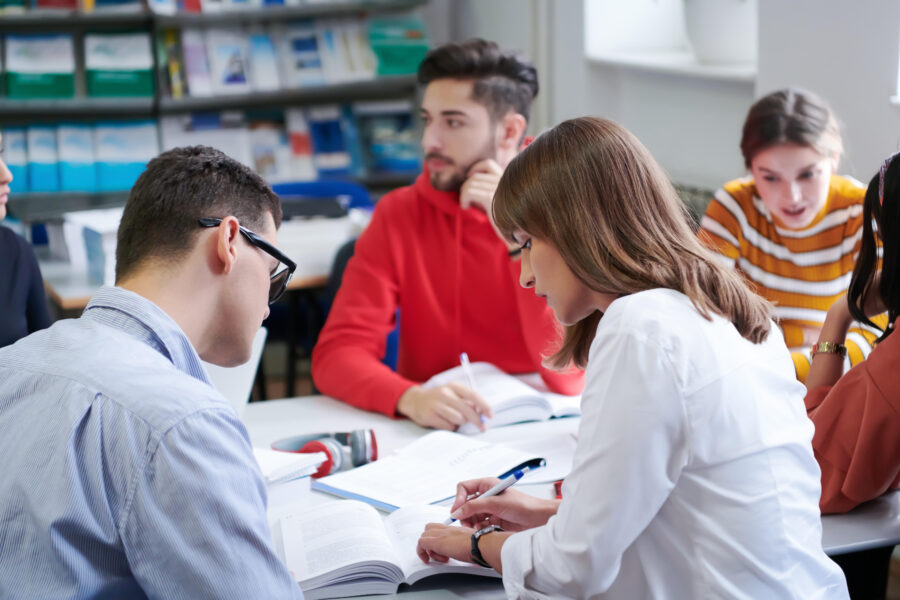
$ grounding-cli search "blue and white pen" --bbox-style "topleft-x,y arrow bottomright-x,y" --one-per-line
443,464 -> 540,525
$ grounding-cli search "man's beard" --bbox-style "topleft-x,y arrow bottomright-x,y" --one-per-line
426,137 -> 498,192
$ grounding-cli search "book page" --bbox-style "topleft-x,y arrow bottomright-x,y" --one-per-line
427,362 -> 553,434
383,504 -> 501,584
425,362 -> 542,408
545,392 -> 582,418
280,500 -> 404,590
253,448 -> 325,484
313,431 -> 542,510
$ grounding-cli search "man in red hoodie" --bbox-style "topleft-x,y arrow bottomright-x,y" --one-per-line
312,39 -> 584,430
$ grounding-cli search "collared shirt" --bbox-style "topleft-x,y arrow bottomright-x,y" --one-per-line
0,286 -> 303,600
501,288 -> 848,599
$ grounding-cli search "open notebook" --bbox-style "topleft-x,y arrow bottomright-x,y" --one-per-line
424,361 -> 581,434
312,431 -> 545,511
280,500 -> 500,599
204,327 -> 267,419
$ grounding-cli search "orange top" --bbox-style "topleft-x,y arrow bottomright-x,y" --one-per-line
805,322 -> 900,513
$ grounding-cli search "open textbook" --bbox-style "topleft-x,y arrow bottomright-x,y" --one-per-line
424,361 -> 581,434
312,431 -> 546,511
280,500 -> 500,599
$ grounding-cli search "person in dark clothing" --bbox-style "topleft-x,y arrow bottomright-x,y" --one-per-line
0,132 -> 52,347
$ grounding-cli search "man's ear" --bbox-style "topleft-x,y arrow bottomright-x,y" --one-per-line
216,216 -> 241,275
496,112 -> 527,153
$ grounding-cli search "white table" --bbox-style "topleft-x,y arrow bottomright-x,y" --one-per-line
244,396 -> 577,599
38,259 -> 333,312
822,491 -> 900,555
243,396 -> 900,597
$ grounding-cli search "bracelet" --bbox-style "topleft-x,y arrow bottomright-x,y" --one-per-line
810,341 -> 848,359
508,247 -> 522,258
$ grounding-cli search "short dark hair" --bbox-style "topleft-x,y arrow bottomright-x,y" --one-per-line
417,38 -> 539,123
115,145 -> 282,282
740,87 -> 842,168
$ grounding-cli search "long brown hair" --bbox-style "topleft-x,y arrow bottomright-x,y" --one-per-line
493,117 -> 773,369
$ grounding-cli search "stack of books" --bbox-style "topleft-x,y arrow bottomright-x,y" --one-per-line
157,16 -> 407,99
3,120 -> 160,194
2,33 -> 154,99
159,100 -> 420,184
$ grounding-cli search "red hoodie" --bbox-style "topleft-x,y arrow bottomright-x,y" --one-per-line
311,170 -> 585,416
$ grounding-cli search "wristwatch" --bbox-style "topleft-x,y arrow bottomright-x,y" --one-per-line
471,524 -> 503,568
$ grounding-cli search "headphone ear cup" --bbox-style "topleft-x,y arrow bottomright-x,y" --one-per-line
300,438 -> 344,478
347,429 -> 377,467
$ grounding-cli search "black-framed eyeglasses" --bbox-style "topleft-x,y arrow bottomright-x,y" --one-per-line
199,217 -> 296,304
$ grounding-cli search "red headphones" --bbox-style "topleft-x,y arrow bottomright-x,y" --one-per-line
271,430 -> 378,478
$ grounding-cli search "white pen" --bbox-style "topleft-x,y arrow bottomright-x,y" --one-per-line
443,464 -> 538,525
459,352 -> 486,426
459,352 -> 477,390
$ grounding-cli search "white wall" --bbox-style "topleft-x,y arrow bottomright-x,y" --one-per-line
757,0 -> 900,183
420,0 -> 551,134
423,0 -> 900,191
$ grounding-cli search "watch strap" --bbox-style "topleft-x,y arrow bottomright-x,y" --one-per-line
471,525 -> 502,568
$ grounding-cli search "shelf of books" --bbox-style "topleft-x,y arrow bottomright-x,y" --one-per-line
0,98 -> 155,121
0,10 -> 151,32
7,191 -> 132,224
153,0 -> 427,27
1,0 -> 430,222
158,76 -> 416,113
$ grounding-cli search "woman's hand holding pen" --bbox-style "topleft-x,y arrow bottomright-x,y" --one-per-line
449,478 -> 560,532
396,383 -> 492,431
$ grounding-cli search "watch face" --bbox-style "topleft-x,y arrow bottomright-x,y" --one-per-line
476,524 -> 501,537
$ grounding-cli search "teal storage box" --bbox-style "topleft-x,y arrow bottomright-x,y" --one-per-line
3,128 -> 29,194
369,18 -> 430,77
26,126 -> 60,192
58,125 -> 98,192
85,33 -> 155,98
5,35 -> 75,99
94,120 -> 159,192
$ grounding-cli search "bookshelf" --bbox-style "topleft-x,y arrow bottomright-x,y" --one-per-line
157,75 -> 416,113
0,0 -> 426,221
154,0 -> 425,27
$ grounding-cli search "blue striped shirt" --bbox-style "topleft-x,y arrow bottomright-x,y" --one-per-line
0,286 -> 302,599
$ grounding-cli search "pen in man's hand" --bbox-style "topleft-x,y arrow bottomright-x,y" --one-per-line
459,352 -> 486,425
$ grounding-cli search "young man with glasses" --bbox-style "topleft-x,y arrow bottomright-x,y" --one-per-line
0,146 -> 303,599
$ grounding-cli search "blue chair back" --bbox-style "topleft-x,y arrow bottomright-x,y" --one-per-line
272,180 -> 374,210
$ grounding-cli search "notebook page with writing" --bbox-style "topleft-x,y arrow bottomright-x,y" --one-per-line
311,431 -> 542,511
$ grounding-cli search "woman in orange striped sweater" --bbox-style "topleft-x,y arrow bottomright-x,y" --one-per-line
699,88 -> 885,381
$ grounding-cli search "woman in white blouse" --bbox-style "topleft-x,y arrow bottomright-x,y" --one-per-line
415,117 -> 848,599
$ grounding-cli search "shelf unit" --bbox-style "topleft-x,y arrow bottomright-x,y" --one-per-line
0,0 -> 425,220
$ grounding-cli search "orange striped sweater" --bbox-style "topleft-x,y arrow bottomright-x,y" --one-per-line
699,174 -> 885,381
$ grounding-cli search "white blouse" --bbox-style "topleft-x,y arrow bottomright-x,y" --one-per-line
501,289 -> 848,599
